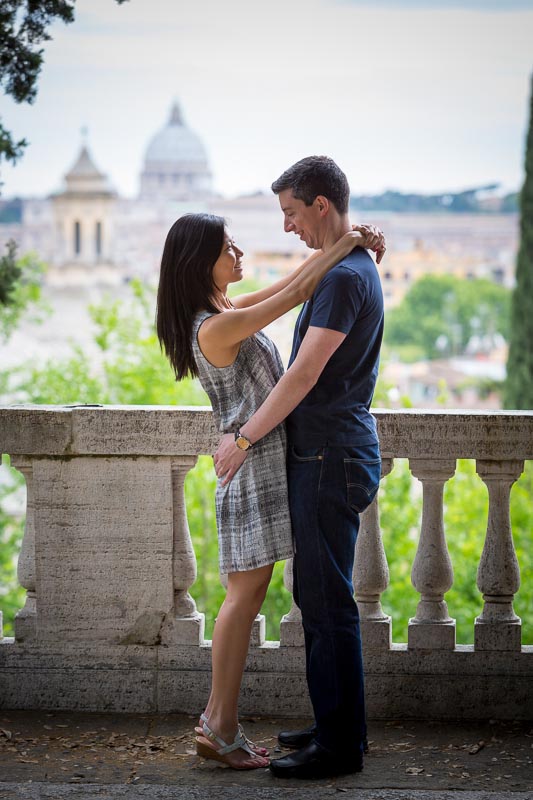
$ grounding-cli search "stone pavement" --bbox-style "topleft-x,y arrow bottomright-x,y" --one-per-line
0,711 -> 532,799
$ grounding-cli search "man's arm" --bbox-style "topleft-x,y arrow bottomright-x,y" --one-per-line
232,224 -> 385,309
213,326 -> 346,485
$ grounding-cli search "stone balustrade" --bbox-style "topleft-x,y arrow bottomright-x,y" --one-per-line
0,405 -> 532,719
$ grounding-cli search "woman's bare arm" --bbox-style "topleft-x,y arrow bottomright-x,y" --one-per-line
213,326 -> 346,485
231,250 -> 323,309
199,230 -> 363,365
231,224 -> 385,309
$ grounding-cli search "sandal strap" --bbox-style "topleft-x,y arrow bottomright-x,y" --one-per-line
238,723 -> 257,749
201,720 -> 254,756
201,714 -> 251,745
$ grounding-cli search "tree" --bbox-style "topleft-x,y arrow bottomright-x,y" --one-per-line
385,274 -> 510,361
0,281 -> 292,639
0,0 -> 128,171
504,74 -> 533,409
0,240 -> 46,342
0,240 -> 20,305
0,282 -> 531,644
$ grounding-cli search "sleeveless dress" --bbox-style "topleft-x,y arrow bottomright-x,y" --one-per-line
192,311 -> 294,574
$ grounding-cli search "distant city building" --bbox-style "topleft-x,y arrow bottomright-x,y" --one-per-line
48,146 -> 117,282
0,101 -> 221,283
0,100 -> 519,298
139,102 -> 212,201
0,107 -> 520,411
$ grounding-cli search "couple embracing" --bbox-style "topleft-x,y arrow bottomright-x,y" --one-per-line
156,155 -> 385,780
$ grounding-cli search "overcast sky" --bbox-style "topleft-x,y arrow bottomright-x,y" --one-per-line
1,0 -> 532,199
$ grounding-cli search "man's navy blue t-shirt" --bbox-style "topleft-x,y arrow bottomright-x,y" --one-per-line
287,246 -> 384,447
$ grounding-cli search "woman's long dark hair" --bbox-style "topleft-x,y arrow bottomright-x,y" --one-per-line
156,213 -> 225,380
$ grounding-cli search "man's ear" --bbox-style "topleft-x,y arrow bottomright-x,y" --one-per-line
315,195 -> 330,216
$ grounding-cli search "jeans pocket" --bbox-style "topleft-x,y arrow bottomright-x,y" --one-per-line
290,445 -> 325,462
344,456 -> 381,513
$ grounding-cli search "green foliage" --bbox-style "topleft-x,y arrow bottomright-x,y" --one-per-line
350,184 -> 515,214
0,280 -> 286,638
0,280 -> 531,645
0,0 -> 75,169
0,241 -> 47,342
385,274 -> 510,359
444,459 -> 532,644
504,74 -> 533,409
228,277 -> 263,298
185,457 -> 291,639
0,0 -> 128,173
10,280 -> 208,407
0,456 -> 25,636
0,240 -> 20,305
380,459 -> 532,645
379,460 -> 421,640
0,123 -> 26,167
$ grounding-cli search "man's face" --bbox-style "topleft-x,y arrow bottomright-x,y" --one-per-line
278,189 -> 323,250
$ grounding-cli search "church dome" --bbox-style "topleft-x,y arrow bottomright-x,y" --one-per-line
144,103 -> 208,164
139,102 -> 213,201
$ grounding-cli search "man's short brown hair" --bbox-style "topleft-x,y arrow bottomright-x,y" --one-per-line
271,155 -> 350,214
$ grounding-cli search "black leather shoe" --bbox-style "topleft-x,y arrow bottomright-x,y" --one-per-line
269,740 -> 363,780
278,724 -> 317,749
278,725 -> 369,754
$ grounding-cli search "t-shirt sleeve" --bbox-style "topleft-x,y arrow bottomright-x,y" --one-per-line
309,266 -> 365,334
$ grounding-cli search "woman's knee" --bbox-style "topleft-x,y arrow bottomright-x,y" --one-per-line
226,564 -> 273,612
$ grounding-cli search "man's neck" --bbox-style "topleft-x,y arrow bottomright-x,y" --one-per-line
321,214 -> 351,252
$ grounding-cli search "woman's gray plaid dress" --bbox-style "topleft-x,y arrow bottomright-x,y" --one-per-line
192,311 -> 293,574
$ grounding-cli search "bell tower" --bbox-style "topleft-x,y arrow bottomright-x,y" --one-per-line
51,138 -> 117,269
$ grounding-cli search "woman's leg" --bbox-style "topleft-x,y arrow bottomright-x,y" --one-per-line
198,562 -> 273,768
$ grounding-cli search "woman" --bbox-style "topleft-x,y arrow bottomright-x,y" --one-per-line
156,213 -> 382,770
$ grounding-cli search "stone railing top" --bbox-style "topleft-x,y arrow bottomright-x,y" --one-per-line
1,405 -> 533,460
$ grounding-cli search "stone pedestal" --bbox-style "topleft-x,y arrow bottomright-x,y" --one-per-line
279,559 -> 304,647
360,617 -> 392,650
474,459 -> 523,652
408,459 -> 456,650
11,458 -> 37,642
250,614 -> 266,647
32,456 -> 175,645
355,458 -> 393,651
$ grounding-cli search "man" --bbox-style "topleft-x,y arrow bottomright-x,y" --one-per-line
215,155 -> 384,778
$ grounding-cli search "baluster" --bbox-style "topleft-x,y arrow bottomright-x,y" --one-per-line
218,572 -> 266,646
279,558 -> 304,647
474,459 -> 523,651
354,458 -> 393,650
408,458 -> 456,650
11,458 -> 37,642
160,456 -> 205,645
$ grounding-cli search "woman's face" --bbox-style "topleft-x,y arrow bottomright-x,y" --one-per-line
212,230 -> 244,291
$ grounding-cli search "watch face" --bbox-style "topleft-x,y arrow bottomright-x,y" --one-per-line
236,436 -> 250,451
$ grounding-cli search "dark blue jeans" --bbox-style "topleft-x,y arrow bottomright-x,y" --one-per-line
288,441 -> 381,757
